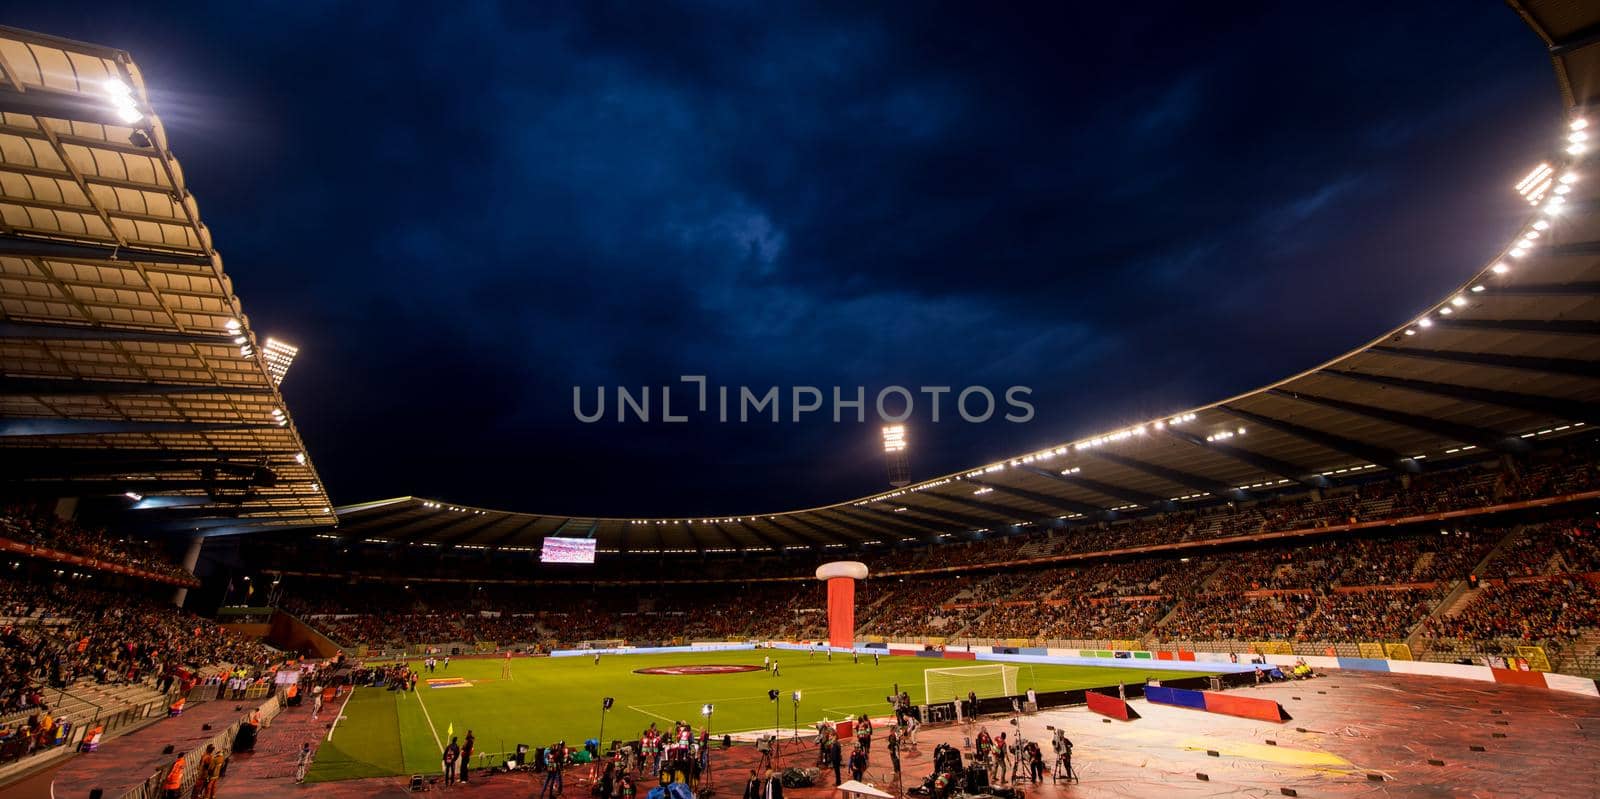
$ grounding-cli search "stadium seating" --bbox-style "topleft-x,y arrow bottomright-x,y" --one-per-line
0,505 -> 191,582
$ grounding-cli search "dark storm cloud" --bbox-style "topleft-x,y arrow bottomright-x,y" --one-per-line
6,1 -> 1562,515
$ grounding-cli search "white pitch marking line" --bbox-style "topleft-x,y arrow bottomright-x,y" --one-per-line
413,687 -> 445,752
326,690 -> 358,743
627,705 -> 678,723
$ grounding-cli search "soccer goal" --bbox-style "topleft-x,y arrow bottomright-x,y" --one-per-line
923,664 -> 1020,703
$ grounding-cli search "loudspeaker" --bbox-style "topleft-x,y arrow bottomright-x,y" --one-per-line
202,724 -> 212,731
162,745 -> 175,754
89,790 -> 103,799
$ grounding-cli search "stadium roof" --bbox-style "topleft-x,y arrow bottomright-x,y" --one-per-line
324,1 -> 1600,556
0,26 -> 332,536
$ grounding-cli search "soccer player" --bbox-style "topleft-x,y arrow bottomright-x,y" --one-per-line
443,655 -> 450,670
772,662 -> 780,677
503,651 -> 514,680
595,652 -> 602,665
642,725 -> 661,775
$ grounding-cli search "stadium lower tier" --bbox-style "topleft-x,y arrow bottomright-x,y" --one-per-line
260,507 -> 1600,677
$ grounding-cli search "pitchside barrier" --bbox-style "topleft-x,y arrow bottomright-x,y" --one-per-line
1256,652 -> 1599,697
769,641 -> 1600,700
549,642 -> 752,657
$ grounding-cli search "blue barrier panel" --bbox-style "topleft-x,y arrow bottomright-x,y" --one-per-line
916,649 -> 945,658
1336,657 -> 1391,672
993,646 -> 1020,655
1144,685 -> 1208,710
863,642 -> 889,650
1019,647 -> 1049,656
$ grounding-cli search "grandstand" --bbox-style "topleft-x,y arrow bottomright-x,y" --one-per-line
4,2 -> 1600,798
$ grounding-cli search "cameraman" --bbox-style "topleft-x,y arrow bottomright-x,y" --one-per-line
1051,729 -> 1075,783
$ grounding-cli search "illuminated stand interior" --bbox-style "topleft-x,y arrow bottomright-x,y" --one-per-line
816,561 -> 870,649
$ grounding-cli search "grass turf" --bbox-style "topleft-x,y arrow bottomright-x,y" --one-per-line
306,649 -> 1218,782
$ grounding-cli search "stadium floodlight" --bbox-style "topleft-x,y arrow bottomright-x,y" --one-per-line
882,425 -> 907,452
701,703 -> 714,717
124,491 -> 143,501
1516,162 -> 1555,205
883,425 -> 910,487
263,338 -> 301,386
1491,263 -> 1509,275
102,78 -> 143,124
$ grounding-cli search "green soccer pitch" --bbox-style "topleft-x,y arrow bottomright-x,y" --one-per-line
306,649 -> 1219,782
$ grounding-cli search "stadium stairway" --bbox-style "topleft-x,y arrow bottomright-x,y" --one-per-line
1406,525 -> 1529,654
1555,629 -> 1600,678
1470,525 -> 1529,577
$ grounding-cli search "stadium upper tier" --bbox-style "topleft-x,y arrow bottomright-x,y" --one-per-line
311,0 -> 1600,555
0,27 -> 331,534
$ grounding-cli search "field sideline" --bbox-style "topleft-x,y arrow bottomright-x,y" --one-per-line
306,649 -> 1219,782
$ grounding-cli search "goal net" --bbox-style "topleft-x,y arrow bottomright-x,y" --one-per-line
923,664 -> 1020,703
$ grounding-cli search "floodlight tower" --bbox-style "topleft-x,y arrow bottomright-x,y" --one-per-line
882,424 -> 910,487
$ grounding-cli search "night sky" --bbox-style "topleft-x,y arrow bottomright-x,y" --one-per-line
9,2 -> 1564,516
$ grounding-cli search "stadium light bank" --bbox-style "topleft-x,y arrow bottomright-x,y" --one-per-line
573,376 -> 1034,424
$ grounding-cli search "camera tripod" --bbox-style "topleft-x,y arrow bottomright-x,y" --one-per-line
1052,754 -> 1078,784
